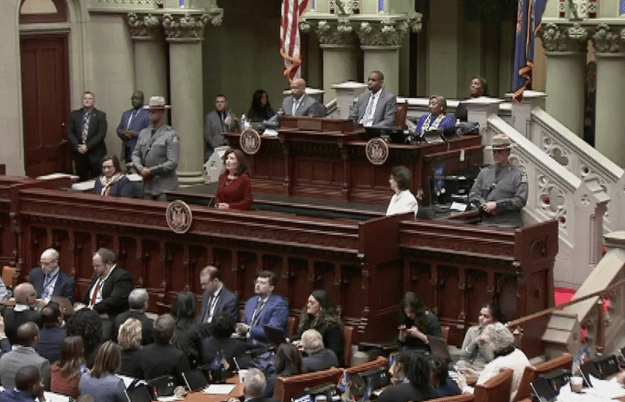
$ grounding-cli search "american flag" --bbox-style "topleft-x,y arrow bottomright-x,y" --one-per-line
280,0 -> 312,82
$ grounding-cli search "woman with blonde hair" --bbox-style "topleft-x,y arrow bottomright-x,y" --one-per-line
118,318 -> 143,378
50,336 -> 88,397
79,341 -> 126,402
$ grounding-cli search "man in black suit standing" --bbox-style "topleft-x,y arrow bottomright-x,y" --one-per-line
198,266 -> 239,326
113,288 -> 154,345
83,248 -> 133,340
29,248 -> 75,303
67,91 -> 108,181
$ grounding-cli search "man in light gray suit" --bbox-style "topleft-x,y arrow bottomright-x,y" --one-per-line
132,96 -> 180,201
281,78 -> 325,117
0,322 -> 50,390
349,71 -> 397,127
205,94 -> 237,161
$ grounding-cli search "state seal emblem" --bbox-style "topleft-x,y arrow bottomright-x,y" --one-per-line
365,137 -> 389,166
240,128 -> 261,155
166,200 -> 192,234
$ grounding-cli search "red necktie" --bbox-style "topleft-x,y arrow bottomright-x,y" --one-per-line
90,279 -> 102,306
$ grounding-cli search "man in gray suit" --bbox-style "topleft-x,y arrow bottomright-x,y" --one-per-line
348,71 -> 397,127
281,78 -> 325,117
0,322 -> 50,390
469,134 -> 528,228
132,96 -> 180,201
205,95 -> 237,161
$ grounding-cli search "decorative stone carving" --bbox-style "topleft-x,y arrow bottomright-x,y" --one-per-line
94,0 -> 155,6
162,13 -> 210,42
301,18 -> 356,46
539,22 -> 588,52
127,13 -> 161,40
356,19 -> 410,47
592,24 -> 625,54
331,0 -> 360,16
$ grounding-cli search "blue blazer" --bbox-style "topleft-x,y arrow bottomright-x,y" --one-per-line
199,286 -> 239,324
28,267 -> 75,303
242,294 -> 289,345
116,107 -> 151,161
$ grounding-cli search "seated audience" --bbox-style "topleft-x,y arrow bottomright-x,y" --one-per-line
4,283 -> 42,345
459,303 -> 507,370
264,343 -> 306,398
0,366 -> 45,402
455,76 -> 488,122
301,329 -> 338,372
281,78 -> 325,117
113,288 -> 154,345
236,368 -> 280,402
0,322 -> 50,389
0,317 -> 11,359
248,90 -> 276,122
198,265 -> 239,326
171,292 -> 202,367
430,356 -> 461,397
377,353 -> 437,402
36,301 -> 67,364
139,314 -> 190,385
79,341 -> 127,402
386,166 -> 418,217
458,322 -> 530,402
293,289 -> 344,366
65,308 -> 103,369
117,318 -> 143,379
415,96 -> 455,136
389,351 -> 412,384
50,336 -> 88,397
200,312 -> 248,367
29,248 -> 75,303
398,291 -> 443,352
214,149 -> 253,210
93,154 -> 136,197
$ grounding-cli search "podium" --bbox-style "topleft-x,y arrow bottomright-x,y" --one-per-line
224,117 -> 483,206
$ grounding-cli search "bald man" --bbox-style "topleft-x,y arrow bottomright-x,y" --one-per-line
4,283 -> 42,345
280,78 -> 325,117
29,248 -> 75,303
0,322 -> 50,390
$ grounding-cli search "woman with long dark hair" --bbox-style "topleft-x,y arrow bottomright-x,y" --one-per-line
247,90 -> 275,122
264,343 -> 306,398
378,352 -> 437,402
171,292 -> 202,367
398,292 -> 442,352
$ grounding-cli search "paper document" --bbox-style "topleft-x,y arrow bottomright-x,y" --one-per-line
203,384 -> 236,395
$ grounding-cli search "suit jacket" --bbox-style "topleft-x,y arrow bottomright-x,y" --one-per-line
242,294 -> 289,346
139,343 -> 190,385
348,90 -> 397,127
0,346 -> 51,390
205,110 -> 237,160
113,310 -> 154,345
35,325 -> 67,364
28,267 -> 75,303
199,286 -> 239,324
4,308 -> 42,345
131,124 -> 180,196
280,95 -> 324,117
302,348 -> 338,372
93,175 -> 138,198
82,266 -> 134,318
116,107 -> 151,161
66,108 -> 108,163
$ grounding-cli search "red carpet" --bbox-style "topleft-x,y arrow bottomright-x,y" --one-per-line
554,287 -> 576,306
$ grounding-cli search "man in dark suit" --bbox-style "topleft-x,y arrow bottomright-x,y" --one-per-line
113,288 -> 154,345
35,302 -> 66,364
301,329 -> 338,372
66,91 -> 108,181
4,283 -> 42,345
280,78 -> 325,117
139,314 -> 190,385
0,366 -> 46,402
198,266 -> 239,325
348,71 -> 397,127
83,248 -> 133,340
240,368 -> 280,402
116,90 -> 150,165
28,248 -> 75,303
236,271 -> 289,347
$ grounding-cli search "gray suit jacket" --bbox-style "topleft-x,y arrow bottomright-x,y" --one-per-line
205,110 -> 237,160
132,124 -> 180,196
281,95 -> 324,117
348,90 -> 397,127
0,346 -> 50,389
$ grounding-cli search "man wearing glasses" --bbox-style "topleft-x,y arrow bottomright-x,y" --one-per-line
28,248 -> 75,303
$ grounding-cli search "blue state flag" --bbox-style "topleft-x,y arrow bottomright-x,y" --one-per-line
513,0 -> 549,102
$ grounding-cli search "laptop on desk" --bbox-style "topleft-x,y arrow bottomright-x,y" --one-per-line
182,369 -> 209,392
530,376 -> 558,402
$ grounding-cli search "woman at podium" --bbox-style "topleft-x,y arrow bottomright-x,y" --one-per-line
386,166 -> 419,217
415,96 -> 456,136
214,149 -> 253,210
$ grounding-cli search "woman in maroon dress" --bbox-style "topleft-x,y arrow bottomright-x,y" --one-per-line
214,148 -> 253,210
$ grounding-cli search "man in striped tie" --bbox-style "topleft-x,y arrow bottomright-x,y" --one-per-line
116,91 -> 150,166
236,271 -> 289,346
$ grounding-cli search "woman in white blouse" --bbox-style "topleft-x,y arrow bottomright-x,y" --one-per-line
386,166 -> 419,217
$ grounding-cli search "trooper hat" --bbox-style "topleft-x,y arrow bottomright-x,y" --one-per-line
491,134 -> 513,150
144,96 -> 171,110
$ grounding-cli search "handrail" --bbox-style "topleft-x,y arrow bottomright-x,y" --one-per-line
507,278 -> 625,328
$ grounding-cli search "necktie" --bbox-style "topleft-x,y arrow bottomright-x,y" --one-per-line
42,273 -> 58,300
206,294 -> 219,323
362,93 -> 375,125
82,111 -> 92,143
126,109 -> 137,130
90,279 -> 102,306
251,298 -> 266,326
292,99 -> 300,116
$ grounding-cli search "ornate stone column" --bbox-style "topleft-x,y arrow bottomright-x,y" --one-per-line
538,22 -> 589,137
301,18 -> 358,102
162,11 -> 220,185
127,13 -> 168,101
592,23 -> 625,167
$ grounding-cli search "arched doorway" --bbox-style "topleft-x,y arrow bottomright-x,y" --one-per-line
20,0 -> 72,177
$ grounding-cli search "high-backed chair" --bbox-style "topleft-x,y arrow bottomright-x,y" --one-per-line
512,353 -> 573,402
345,356 -> 389,377
343,325 -> 354,367
430,394 -> 475,402
273,367 -> 342,402
473,368 -> 513,402
288,316 -> 298,337
395,101 -> 409,129
441,325 -> 450,343
2,266 -> 16,290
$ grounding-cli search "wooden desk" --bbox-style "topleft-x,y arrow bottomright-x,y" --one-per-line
184,376 -> 244,402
